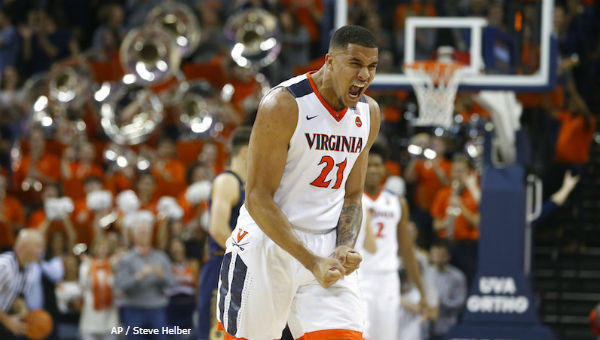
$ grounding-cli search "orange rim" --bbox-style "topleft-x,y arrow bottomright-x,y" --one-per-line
404,61 -> 465,85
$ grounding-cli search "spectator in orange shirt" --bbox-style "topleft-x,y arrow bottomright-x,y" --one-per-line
106,166 -> 135,195
405,134 -> 451,249
105,145 -> 137,195
430,155 -> 480,285
13,125 -> 61,205
0,171 -> 25,251
151,137 -> 187,198
61,141 -> 104,201
180,161 -> 213,224
178,161 -> 213,262
71,176 -> 105,247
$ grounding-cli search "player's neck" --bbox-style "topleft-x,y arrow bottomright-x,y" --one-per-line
310,68 -> 345,111
364,184 -> 382,199
229,157 -> 247,183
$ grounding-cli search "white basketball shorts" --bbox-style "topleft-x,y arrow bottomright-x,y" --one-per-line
216,222 -> 365,340
358,270 -> 401,340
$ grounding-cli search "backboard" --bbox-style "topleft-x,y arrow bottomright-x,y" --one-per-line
336,0 -> 557,91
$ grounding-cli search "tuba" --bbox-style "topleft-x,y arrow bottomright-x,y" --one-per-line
97,82 -> 163,145
119,1 -> 200,85
23,73 -> 53,129
224,8 -> 281,69
98,2 -> 201,146
176,80 -> 243,139
119,26 -> 180,85
48,59 -> 93,110
146,2 -> 201,58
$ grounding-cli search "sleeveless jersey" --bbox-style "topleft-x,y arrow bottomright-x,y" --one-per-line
207,170 -> 244,254
237,72 -> 371,233
356,190 -> 402,272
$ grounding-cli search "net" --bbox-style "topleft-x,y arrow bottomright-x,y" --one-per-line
405,61 -> 466,128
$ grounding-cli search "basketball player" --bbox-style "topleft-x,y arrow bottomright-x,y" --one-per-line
355,144 -> 427,340
217,25 -> 380,339
197,127 -> 251,340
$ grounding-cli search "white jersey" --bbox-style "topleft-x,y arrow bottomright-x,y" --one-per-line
356,190 -> 402,273
237,72 -> 371,233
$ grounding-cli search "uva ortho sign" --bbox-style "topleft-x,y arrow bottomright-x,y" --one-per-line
466,277 -> 529,314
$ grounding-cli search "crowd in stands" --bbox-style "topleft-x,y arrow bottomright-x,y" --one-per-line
0,0 -> 598,339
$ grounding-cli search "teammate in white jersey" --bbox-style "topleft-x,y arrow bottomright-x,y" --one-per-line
216,25 -> 380,340
356,144 -> 428,340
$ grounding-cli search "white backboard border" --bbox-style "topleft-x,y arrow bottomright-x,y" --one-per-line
335,0 -> 557,92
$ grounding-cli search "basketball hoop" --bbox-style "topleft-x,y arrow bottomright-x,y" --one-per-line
405,61 -> 466,128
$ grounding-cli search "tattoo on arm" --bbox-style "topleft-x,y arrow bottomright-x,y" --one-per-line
336,201 -> 362,247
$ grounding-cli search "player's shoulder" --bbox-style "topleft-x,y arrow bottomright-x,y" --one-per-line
254,86 -> 299,140
362,94 -> 380,115
213,171 -> 242,191
361,94 -> 377,106
361,94 -> 381,138
381,189 -> 403,203
277,73 -> 312,98
258,86 -> 298,118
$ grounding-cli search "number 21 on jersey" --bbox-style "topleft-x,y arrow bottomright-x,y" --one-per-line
310,156 -> 347,189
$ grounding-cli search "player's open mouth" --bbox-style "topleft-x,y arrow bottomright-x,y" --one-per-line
348,84 -> 364,100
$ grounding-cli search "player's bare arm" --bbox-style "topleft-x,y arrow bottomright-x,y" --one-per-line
208,173 -> 241,248
397,197 -> 428,313
245,87 -> 345,288
335,96 -> 381,275
362,208 -> 377,254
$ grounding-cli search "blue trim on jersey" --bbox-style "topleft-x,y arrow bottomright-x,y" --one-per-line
227,256 -> 247,336
383,188 -> 398,196
218,252 -> 232,325
286,78 -> 312,98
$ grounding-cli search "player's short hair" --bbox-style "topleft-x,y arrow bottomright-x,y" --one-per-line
230,126 -> 252,157
369,143 -> 389,162
329,25 -> 377,51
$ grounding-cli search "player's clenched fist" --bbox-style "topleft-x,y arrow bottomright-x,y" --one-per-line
334,245 -> 362,275
310,256 -> 345,288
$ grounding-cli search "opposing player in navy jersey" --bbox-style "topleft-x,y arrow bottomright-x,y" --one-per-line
196,127 -> 251,340
217,25 -> 380,339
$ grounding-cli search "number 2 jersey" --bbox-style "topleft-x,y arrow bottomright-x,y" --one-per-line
356,190 -> 402,273
236,72 -> 371,233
